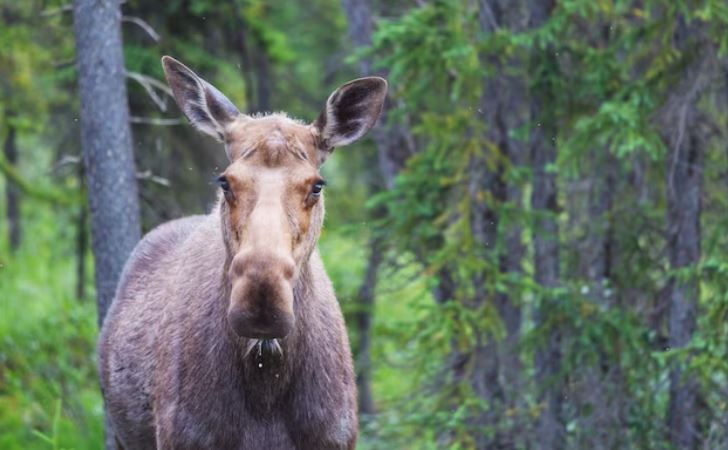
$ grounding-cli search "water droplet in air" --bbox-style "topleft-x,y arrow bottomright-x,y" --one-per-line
258,363 -> 263,368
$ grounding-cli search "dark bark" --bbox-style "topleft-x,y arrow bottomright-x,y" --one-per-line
578,153 -> 628,449
3,114 -> 20,251
341,0 -> 415,187
354,235 -> 383,415
662,69 -> 707,450
230,3 -> 256,113
665,130 -> 702,449
658,19 -> 715,447
340,0 -> 416,417
529,1 -> 563,448
530,106 -> 563,450
252,45 -> 272,113
467,151 -> 504,448
76,161 -> 87,300
471,3 -> 530,447
228,3 -> 271,114
585,154 -> 616,286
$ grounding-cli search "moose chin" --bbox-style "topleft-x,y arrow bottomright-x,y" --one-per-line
97,55 -> 387,450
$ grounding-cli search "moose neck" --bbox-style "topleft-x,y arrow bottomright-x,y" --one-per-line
221,250 -> 316,393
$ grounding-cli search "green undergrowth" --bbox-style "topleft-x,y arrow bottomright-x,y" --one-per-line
0,201 -> 103,450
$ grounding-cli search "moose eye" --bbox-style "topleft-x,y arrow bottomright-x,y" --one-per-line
216,175 -> 231,193
311,180 -> 326,196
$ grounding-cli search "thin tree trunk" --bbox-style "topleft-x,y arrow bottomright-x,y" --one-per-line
578,153 -> 629,449
665,127 -> 702,450
474,3 -> 529,446
3,113 -> 21,251
341,0 -> 415,187
252,44 -> 272,113
525,1 -> 563,448
659,21 -> 714,449
73,1 -> 141,445
230,2 -> 256,113
354,235 -> 383,415
663,86 -> 705,450
472,5 -> 506,444
340,0 -> 415,417
467,152 -> 504,448
530,107 -> 563,450
76,161 -> 87,300
529,1 -> 563,447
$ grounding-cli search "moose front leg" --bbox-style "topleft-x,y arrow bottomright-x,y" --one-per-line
285,381 -> 358,450
283,334 -> 358,450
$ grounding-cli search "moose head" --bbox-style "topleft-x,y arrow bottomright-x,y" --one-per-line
161,56 -> 387,340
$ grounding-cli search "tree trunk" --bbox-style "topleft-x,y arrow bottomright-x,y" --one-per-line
663,84 -> 706,450
341,0 -> 415,188
230,3 -> 256,113
529,1 -> 563,448
73,0 -> 140,326
659,19 -> 714,448
665,126 -> 703,450
74,1 -> 141,447
354,235 -> 383,415
3,114 -> 20,251
577,152 -> 629,449
249,33 -> 273,114
473,3 -> 529,446
467,151 -> 504,448
340,0 -> 415,417
530,104 -> 563,450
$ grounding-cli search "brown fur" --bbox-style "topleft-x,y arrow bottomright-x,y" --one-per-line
98,57 -> 386,450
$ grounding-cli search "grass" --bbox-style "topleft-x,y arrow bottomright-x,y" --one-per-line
0,201 -> 103,450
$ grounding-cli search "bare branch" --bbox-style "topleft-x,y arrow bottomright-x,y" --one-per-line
136,170 -> 170,187
40,4 -> 73,17
51,155 -> 82,174
125,71 -> 173,112
54,58 -> 76,69
122,15 -> 161,42
129,116 -> 184,126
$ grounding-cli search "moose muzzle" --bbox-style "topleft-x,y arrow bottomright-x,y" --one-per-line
227,252 -> 295,339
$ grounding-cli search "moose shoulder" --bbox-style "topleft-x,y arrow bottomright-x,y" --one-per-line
97,56 -> 387,450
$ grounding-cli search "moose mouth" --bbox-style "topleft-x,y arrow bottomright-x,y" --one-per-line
244,338 -> 283,358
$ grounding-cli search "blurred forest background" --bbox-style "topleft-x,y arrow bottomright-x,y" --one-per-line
1,0 -> 728,449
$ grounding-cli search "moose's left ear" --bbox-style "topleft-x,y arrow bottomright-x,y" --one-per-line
313,77 -> 388,151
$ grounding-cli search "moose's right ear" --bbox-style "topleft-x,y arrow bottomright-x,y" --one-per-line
161,56 -> 240,142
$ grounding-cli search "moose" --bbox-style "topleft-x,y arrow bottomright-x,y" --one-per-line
97,56 -> 387,449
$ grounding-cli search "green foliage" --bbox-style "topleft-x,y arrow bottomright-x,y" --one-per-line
362,0 -> 728,448
0,201 -> 102,450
